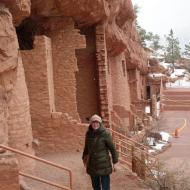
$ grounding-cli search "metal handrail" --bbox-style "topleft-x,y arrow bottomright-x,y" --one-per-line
114,137 -> 155,158
19,172 -> 70,190
0,145 -> 72,190
112,130 -> 156,158
119,158 -> 132,166
109,128 -> 158,177
109,128 -> 148,149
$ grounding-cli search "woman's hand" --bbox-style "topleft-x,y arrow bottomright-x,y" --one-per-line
113,163 -> 119,172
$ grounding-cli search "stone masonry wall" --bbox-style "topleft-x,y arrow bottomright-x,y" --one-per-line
75,27 -> 100,123
22,36 -> 57,152
49,18 -> 86,121
95,24 -> 111,127
136,70 -> 147,101
128,69 -> 138,102
21,23 -> 88,153
110,54 -> 131,110
109,53 -> 131,131
22,36 -> 55,118
136,70 -> 142,100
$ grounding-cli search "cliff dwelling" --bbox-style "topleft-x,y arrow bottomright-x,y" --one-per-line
0,0 -> 166,189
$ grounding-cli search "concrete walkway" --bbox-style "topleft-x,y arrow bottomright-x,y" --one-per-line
157,111 -> 190,175
23,151 -> 149,190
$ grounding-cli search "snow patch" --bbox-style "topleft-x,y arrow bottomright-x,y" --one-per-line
160,131 -> 171,142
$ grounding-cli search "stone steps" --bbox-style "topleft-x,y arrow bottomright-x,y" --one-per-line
163,105 -> 190,111
162,95 -> 190,100
163,90 -> 190,96
162,100 -> 190,105
162,88 -> 190,111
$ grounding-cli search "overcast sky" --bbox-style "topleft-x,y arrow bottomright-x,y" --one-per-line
131,0 -> 190,48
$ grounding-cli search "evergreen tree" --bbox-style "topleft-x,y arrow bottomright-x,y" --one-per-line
164,29 -> 181,63
183,42 -> 190,58
134,4 -> 163,52
149,34 -> 163,52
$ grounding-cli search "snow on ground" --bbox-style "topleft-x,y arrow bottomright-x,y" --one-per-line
152,142 -> 167,150
166,79 -> 190,88
160,131 -> 171,142
166,68 -> 190,88
148,149 -> 156,153
159,62 -> 172,69
148,73 -> 164,78
151,169 -> 165,179
147,132 -> 171,152
147,137 -> 155,146
170,69 -> 186,78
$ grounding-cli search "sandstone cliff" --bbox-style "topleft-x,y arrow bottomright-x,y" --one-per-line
30,0 -> 145,63
0,0 -> 149,156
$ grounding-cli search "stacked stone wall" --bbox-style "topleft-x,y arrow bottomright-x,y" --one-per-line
21,20 -> 88,153
22,36 -> 55,117
128,69 -> 138,102
22,36 -> 55,152
110,54 -> 131,110
95,24 -> 111,127
75,27 -> 100,123
49,18 -> 86,121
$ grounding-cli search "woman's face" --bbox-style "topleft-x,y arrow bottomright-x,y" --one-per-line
91,121 -> 100,130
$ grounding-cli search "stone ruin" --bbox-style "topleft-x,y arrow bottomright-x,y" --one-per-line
0,0 -> 162,189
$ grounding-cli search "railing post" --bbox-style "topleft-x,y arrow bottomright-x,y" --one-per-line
118,139 -> 121,158
131,145 -> 136,173
139,152 -> 146,180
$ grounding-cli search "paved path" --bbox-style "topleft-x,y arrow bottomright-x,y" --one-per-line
24,151 -> 149,190
157,111 -> 190,175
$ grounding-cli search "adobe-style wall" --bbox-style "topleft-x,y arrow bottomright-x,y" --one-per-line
22,31 -> 88,153
22,36 -> 55,117
48,18 -> 86,121
75,27 -> 100,123
110,54 -> 131,110
95,24 -> 111,127
21,36 -> 55,149
109,54 -> 132,131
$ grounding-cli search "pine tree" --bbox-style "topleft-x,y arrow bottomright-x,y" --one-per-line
183,42 -> 190,58
134,4 -> 163,52
164,29 -> 181,63
149,34 -> 163,52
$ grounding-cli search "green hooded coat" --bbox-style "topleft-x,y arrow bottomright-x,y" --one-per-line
82,124 -> 118,176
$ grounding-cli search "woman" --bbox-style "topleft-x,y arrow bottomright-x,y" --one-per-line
82,114 -> 118,190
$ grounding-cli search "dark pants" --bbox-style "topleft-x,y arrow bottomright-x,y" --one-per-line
90,175 -> 110,190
